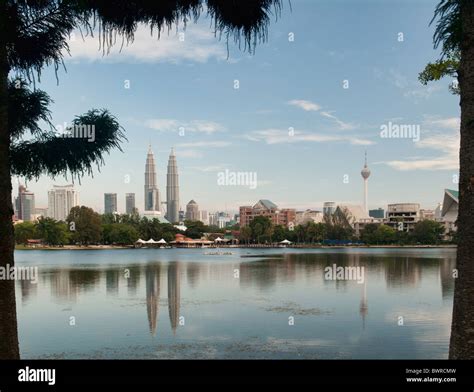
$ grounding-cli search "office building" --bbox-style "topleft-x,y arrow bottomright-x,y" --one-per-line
47,185 -> 79,221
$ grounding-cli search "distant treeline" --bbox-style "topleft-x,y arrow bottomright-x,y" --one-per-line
14,206 -> 452,246
14,206 -> 227,246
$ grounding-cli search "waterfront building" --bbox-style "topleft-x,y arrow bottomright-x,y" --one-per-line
185,200 -> 199,221
441,189 -> 458,235
361,152 -> 371,213
125,193 -> 136,214
141,210 -> 170,224
239,200 -> 296,228
386,203 -> 421,232
47,185 -> 79,221
166,148 -> 180,223
104,193 -> 118,214
144,145 -> 161,212
369,208 -> 385,219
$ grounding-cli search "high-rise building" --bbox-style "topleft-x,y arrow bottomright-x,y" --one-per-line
125,193 -> 136,214
199,210 -> 209,225
21,191 -> 35,222
361,152 -> 371,213
14,184 -> 26,220
323,202 -> 336,216
104,193 -> 118,214
47,185 -> 79,221
166,148 -> 180,223
144,145 -> 161,212
15,185 -> 35,221
185,200 -> 199,221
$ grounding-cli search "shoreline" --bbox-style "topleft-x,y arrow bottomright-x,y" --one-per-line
15,244 -> 458,251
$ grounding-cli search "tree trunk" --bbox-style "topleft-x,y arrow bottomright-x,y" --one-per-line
0,2 -> 20,359
449,0 -> 474,360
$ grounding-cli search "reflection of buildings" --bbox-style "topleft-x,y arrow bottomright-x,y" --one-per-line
50,269 -> 78,303
106,270 -> 119,296
145,265 -> 161,336
168,263 -> 181,335
359,280 -> 368,329
19,279 -> 38,305
440,256 -> 457,299
385,257 -> 422,289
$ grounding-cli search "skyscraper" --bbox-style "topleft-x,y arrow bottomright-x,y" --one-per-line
15,184 -> 35,221
361,152 -> 371,213
166,148 -> 180,223
185,200 -> 199,221
104,193 -> 118,214
125,193 -> 136,214
144,145 -> 160,212
47,185 -> 79,221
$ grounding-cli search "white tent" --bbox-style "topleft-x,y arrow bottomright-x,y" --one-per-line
145,238 -> 157,244
280,239 -> 292,244
157,238 -> 167,244
135,239 -> 146,244
214,237 -> 224,242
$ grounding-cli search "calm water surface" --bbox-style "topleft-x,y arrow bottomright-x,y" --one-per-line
14,248 -> 456,359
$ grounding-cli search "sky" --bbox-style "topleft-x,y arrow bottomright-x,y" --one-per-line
16,0 -> 460,214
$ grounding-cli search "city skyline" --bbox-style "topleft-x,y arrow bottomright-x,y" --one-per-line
17,0 -> 457,213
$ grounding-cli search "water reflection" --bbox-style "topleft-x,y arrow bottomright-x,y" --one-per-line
14,249 -> 457,358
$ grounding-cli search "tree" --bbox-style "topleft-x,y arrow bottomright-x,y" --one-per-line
184,220 -> 206,239
412,220 -> 445,244
239,225 -> 252,245
36,217 -> 69,246
0,0 -> 283,359
419,50 -> 460,94
14,221 -> 37,245
430,0 -> 474,359
272,224 -> 287,242
67,206 -> 102,245
102,223 -> 138,245
249,216 -> 273,243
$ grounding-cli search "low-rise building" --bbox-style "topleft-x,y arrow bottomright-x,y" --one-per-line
295,209 -> 323,225
386,203 -> 420,232
441,189 -> 458,235
239,199 -> 296,229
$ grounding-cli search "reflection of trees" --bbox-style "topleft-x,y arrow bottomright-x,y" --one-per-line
106,269 -> 119,296
167,262 -> 181,335
19,279 -> 37,305
384,257 -> 437,289
145,264 -> 160,336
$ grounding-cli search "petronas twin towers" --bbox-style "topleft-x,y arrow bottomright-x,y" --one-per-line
144,146 -> 180,223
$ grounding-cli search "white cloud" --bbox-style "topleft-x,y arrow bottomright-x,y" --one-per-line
65,24 -> 226,64
382,126 -> 459,171
179,150 -> 203,158
423,116 -> 460,131
288,99 -> 357,131
245,129 -> 374,146
145,119 -> 225,134
288,99 -> 321,112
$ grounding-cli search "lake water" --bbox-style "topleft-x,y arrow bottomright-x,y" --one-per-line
14,248 -> 456,359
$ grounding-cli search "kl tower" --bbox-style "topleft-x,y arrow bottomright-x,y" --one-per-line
361,152 -> 371,213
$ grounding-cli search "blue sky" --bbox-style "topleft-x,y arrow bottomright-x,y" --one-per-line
20,0 -> 459,214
